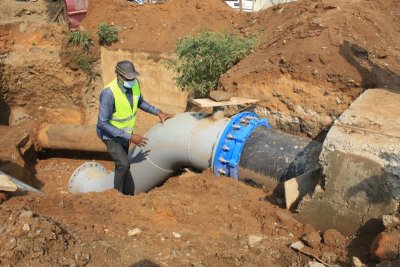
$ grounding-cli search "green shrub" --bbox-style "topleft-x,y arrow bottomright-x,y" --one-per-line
67,29 -> 91,49
73,51 -> 93,73
168,31 -> 258,96
97,23 -> 119,46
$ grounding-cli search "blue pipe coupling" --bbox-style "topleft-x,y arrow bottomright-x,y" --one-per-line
213,112 -> 270,179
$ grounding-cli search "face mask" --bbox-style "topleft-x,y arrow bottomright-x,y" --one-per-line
123,79 -> 136,88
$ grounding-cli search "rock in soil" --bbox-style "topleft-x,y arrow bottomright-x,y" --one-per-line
19,210 -> 34,221
352,256 -> 367,267
301,231 -> 321,249
247,235 -> 264,248
322,229 -> 347,247
320,252 -> 338,265
172,232 -> 181,238
127,228 -> 142,237
208,90 -> 232,102
382,215 -> 400,228
370,231 -> 400,261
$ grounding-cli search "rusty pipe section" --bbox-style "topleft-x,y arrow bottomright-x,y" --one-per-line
36,123 -> 107,152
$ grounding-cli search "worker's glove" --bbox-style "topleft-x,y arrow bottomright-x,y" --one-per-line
130,134 -> 148,147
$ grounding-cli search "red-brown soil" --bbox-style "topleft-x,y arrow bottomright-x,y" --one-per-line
1,168 -> 353,266
81,0 -> 400,137
81,0 -> 245,53
1,0 -> 399,266
220,0 -> 400,137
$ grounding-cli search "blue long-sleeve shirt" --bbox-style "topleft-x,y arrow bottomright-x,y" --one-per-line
96,80 -> 160,145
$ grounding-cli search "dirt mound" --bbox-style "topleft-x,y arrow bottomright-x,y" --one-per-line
220,0 -> 400,137
0,208 -> 87,266
81,0 -> 247,52
1,170 -> 351,266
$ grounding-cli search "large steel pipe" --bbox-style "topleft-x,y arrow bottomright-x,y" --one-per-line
69,112 -> 322,195
239,128 -> 322,188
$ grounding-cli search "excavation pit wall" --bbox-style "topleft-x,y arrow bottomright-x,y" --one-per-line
2,20 -> 398,240
0,21 -> 91,125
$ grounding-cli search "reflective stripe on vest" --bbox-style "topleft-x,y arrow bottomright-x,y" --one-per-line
108,79 -> 140,134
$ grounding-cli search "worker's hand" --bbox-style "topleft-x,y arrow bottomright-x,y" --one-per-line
130,134 -> 148,147
158,112 -> 175,124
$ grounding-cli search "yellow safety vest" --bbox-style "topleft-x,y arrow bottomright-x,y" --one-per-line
108,79 -> 141,134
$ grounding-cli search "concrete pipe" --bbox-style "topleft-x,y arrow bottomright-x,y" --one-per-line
69,112 -> 322,195
37,123 -> 107,152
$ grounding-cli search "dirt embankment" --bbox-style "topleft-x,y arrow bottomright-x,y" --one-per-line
3,0 -> 399,137
0,22 -> 85,124
81,0 -> 247,53
81,0 -> 400,137
0,0 -> 103,126
220,0 -> 400,137
0,0 -> 54,24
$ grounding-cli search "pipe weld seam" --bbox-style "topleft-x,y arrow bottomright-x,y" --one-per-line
145,156 -> 175,173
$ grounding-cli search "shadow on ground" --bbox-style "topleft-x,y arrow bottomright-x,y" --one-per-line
0,159 -> 42,200
0,62 -> 11,125
130,259 -> 160,267
340,41 -> 400,90
345,218 -> 384,264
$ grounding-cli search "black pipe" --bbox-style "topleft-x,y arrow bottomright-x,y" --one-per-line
238,127 -> 322,189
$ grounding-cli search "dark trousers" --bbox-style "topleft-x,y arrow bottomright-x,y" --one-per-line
105,139 -> 130,194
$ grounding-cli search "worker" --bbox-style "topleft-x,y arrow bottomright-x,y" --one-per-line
97,60 -> 174,194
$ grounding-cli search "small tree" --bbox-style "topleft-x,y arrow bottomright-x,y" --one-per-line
97,23 -> 119,46
168,31 -> 257,96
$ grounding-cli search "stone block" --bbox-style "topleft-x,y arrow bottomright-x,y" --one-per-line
297,89 -> 400,235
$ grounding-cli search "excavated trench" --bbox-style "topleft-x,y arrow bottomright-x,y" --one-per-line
0,94 -> 10,126
1,0 -> 400,266
0,45 -> 330,207
0,42 -> 336,197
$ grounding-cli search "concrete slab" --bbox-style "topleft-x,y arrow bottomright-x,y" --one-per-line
296,89 -> 400,235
